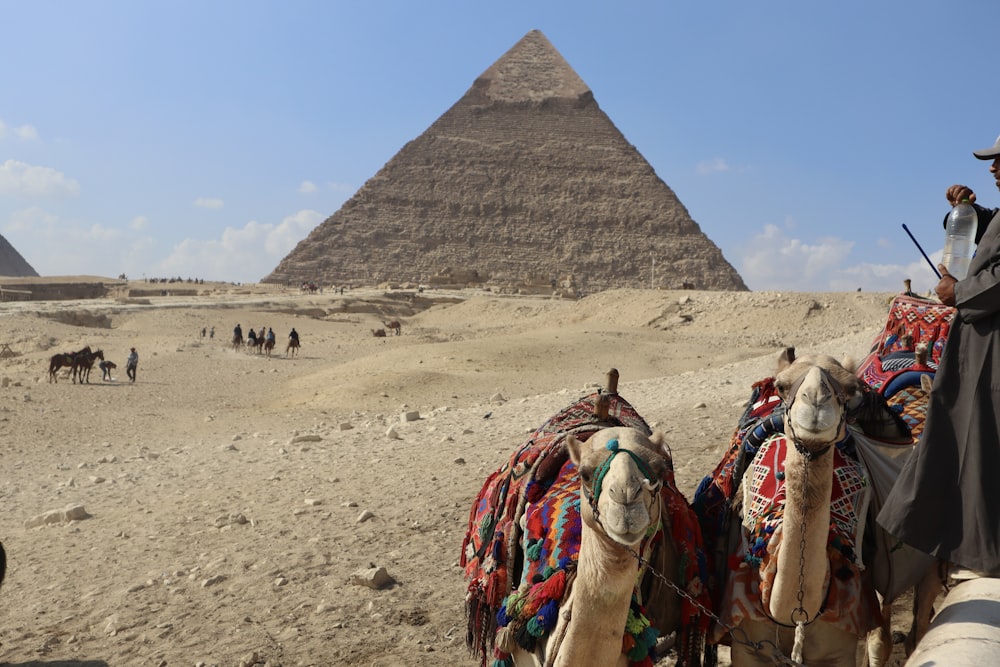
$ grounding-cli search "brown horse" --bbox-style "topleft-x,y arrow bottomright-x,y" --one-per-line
48,345 -> 91,383
232,332 -> 243,352
48,352 -> 76,383
73,349 -> 104,384
263,338 -> 275,357
286,337 -> 300,357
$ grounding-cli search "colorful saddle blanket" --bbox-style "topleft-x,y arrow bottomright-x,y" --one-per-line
461,391 -> 710,667
857,294 -> 954,398
692,378 -> 881,646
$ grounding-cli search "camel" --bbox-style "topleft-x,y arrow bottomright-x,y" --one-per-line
508,426 -> 685,667
703,350 -> 882,666
463,372 -> 709,667
371,328 -> 386,338
382,320 -> 401,336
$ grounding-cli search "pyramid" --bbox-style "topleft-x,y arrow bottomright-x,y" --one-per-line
264,30 -> 747,292
0,233 -> 38,277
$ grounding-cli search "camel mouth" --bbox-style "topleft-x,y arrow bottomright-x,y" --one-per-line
600,501 -> 653,546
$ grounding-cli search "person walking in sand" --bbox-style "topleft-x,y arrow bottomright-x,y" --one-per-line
126,347 -> 138,383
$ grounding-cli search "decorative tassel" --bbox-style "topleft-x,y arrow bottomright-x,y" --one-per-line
534,599 -> 559,633
791,621 -> 806,664
525,539 -> 542,562
495,626 -> 516,653
539,569 -> 566,601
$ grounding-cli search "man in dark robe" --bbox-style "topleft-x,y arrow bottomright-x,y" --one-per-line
878,134 -> 1000,575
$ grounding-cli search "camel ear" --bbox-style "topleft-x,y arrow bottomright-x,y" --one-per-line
840,354 -> 858,375
566,434 -> 584,466
777,347 -> 796,370
648,430 -> 669,456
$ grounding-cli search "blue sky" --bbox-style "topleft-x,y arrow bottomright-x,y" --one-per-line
2,1 -> 999,292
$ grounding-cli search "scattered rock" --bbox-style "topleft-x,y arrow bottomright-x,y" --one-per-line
350,566 -> 394,589
24,504 -> 91,528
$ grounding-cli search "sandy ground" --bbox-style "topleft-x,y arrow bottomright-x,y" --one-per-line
0,283 -> 916,666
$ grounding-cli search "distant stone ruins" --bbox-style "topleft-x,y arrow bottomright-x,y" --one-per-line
264,30 -> 747,294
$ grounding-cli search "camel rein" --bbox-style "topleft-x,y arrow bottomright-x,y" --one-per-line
627,546 -> 807,667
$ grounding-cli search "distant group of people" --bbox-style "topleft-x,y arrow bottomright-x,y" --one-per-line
232,323 -> 297,354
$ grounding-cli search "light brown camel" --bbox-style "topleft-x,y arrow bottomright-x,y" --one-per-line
509,427 -> 683,667
723,352 -> 880,666
382,320 -> 401,336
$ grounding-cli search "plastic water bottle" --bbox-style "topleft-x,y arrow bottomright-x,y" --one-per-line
942,199 -> 978,280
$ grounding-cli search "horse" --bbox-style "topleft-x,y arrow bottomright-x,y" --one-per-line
73,349 -> 104,384
48,352 -> 77,383
232,332 -> 243,352
263,338 -> 275,357
48,345 -> 91,383
286,337 -> 300,357
250,335 -> 265,355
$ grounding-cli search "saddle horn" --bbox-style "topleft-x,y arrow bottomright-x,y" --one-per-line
593,368 -> 619,420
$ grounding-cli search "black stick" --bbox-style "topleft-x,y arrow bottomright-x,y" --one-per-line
901,224 -> 941,279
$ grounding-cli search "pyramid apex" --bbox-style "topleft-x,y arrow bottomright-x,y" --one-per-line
474,30 -> 590,103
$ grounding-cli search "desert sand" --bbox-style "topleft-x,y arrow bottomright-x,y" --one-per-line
0,283 -> 915,666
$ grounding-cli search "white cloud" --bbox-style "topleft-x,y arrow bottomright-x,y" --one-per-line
738,224 -> 853,290
131,216 -> 150,230
0,120 -> 40,141
15,124 -> 38,140
2,207 -> 150,277
194,197 -> 224,209
152,209 -> 322,283
735,223 -> 941,292
696,158 -> 731,175
298,180 -> 317,194
0,159 -> 80,197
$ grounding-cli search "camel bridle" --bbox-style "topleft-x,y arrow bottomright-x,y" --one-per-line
782,367 -> 849,461
580,437 -> 661,522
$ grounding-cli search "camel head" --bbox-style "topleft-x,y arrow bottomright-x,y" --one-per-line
775,350 -> 858,452
566,427 -> 669,547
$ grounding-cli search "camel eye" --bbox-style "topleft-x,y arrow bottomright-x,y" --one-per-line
579,466 -> 594,484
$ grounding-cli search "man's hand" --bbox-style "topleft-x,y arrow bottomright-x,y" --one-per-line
946,184 -> 977,206
935,264 -> 958,306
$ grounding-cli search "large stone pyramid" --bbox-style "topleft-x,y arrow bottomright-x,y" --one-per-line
0,233 -> 38,277
264,30 -> 747,293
